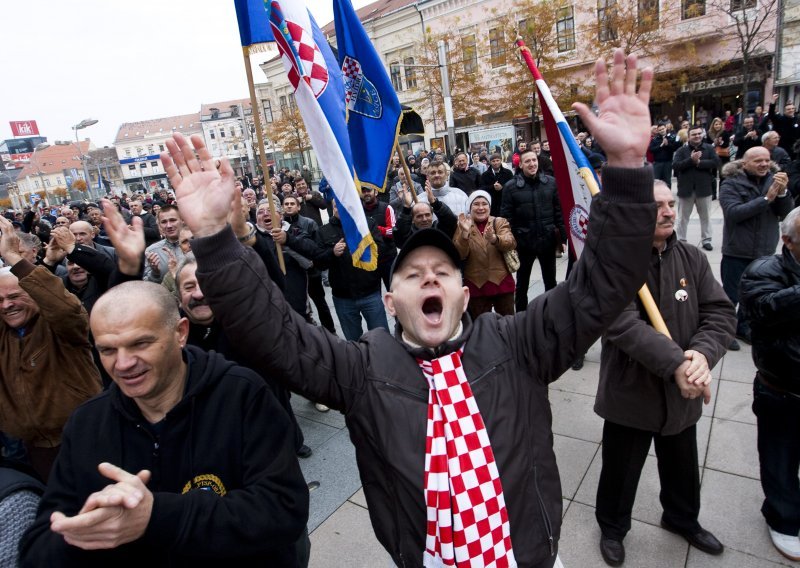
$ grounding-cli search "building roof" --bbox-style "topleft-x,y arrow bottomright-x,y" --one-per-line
17,141 -> 91,178
114,112 -> 202,144
200,98 -> 252,120
321,0 -> 418,35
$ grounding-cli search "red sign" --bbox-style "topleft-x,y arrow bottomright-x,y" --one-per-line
9,120 -> 40,137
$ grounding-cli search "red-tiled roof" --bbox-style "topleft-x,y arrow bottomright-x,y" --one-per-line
17,141 -> 91,177
200,98 -> 252,117
114,112 -> 202,143
320,0 -> 418,35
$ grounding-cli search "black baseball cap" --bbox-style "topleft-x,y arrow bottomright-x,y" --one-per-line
389,228 -> 462,285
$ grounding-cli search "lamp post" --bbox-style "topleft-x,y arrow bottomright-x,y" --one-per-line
72,118 -> 99,199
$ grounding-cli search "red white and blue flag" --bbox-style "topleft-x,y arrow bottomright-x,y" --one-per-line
268,0 -> 377,270
516,40 -> 599,259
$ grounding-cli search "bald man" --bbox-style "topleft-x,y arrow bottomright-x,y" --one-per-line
20,280 -> 310,567
0,216 -> 101,482
720,146 -> 793,349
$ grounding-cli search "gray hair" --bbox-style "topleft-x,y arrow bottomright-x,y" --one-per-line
173,253 -> 197,296
780,206 -> 800,241
18,232 -> 42,254
762,131 -> 779,144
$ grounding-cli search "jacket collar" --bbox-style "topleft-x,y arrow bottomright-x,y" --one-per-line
395,313 -> 474,360
782,245 -> 800,277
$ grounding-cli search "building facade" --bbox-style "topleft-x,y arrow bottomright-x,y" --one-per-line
114,113 -> 202,194
15,141 -> 93,207
199,99 -> 257,177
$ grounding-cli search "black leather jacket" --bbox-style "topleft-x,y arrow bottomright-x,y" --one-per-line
739,246 -> 800,394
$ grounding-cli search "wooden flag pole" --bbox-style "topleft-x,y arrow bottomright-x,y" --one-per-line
242,45 -> 285,274
515,38 -> 671,338
394,140 -> 418,204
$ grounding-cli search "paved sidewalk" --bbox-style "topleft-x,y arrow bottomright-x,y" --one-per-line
296,196 -> 798,567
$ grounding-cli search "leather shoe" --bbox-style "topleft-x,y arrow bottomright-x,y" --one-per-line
702,242 -> 713,251
728,339 -> 740,351
660,518 -> 724,555
571,356 -> 585,371
599,536 -> 625,566
296,445 -> 313,459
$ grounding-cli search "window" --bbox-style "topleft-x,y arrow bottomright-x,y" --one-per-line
262,99 -> 274,123
220,129 -> 226,138
279,95 -> 288,109
638,0 -> 659,30
229,128 -> 235,138
489,28 -> 505,68
129,165 -> 136,171
56,177 -> 62,184
463,34 -> 478,74
390,61 -> 403,91
150,161 -> 158,167
730,0 -> 755,9
124,148 -> 132,157
288,93 -> 296,109
159,144 -> 165,151
597,0 -> 618,41
557,6 -> 576,52
404,57 -> 417,89
34,180 -> 40,188
682,0 -> 705,18
140,163 -> 146,169
45,179 -> 51,187
210,130 -> 216,139
147,145 -> 154,154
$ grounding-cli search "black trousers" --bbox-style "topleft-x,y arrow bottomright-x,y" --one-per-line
515,248 -> 557,312
721,255 -> 755,337
596,421 -> 701,540
307,273 -> 336,334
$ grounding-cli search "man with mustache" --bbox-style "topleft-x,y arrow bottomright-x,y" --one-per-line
593,180 -> 736,566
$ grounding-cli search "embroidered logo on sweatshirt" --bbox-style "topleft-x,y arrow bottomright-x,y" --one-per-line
182,474 -> 226,496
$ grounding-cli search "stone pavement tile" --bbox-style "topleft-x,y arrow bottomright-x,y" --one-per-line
549,390 -> 604,443
718,347 -> 758,384
552,361 -> 600,397
558,500 -> 689,568
706,418 -> 760,480
291,395 -> 347,429
687,546 -> 790,567
714,379 -> 756,425
295,415 -> 341,452
309,502 -> 394,568
300,429 -> 363,532
553,434 -> 599,500
349,487 -> 367,509
699,469 -> 794,566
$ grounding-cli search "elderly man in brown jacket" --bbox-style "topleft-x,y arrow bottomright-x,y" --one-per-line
0,216 -> 101,481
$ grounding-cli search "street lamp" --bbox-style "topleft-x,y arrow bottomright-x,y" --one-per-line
72,118 -> 99,198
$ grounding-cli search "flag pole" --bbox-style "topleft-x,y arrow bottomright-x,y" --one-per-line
242,45 -> 286,274
515,39 -> 671,338
394,140 -> 418,204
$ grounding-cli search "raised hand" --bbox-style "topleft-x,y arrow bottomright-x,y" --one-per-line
44,239 -> 68,266
161,133 -> 236,238
51,227 -> 77,254
457,213 -> 473,239
573,49 -> 654,168
425,179 -> 436,204
0,216 -> 22,266
101,199 -> 145,276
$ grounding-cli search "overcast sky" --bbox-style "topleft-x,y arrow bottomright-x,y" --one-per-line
0,0 -> 373,148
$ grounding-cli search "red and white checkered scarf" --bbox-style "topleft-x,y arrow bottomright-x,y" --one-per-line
417,348 -> 515,567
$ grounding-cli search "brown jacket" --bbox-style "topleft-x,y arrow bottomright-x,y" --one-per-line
0,262 -> 101,447
453,216 -> 516,288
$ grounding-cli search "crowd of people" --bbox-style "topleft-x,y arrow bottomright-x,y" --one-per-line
1,49 -> 799,566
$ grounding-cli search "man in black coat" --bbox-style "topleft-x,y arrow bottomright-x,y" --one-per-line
732,115 -> 762,159
500,150 -> 566,312
766,94 -> 800,153
480,153 -> 513,217
739,206 -> 800,562
449,151 -> 481,195
673,126 -> 720,251
648,124 -> 679,187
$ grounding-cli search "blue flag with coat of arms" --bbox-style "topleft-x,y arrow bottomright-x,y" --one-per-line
333,0 -> 403,193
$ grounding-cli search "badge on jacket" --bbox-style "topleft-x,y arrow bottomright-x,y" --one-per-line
675,289 -> 688,302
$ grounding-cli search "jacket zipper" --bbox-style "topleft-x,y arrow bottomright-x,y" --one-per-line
381,381 -> 427,401
533,465 -> 555,556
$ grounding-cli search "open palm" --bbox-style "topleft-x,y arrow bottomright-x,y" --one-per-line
573,50 -> 654,168
161,134 -> 236,238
